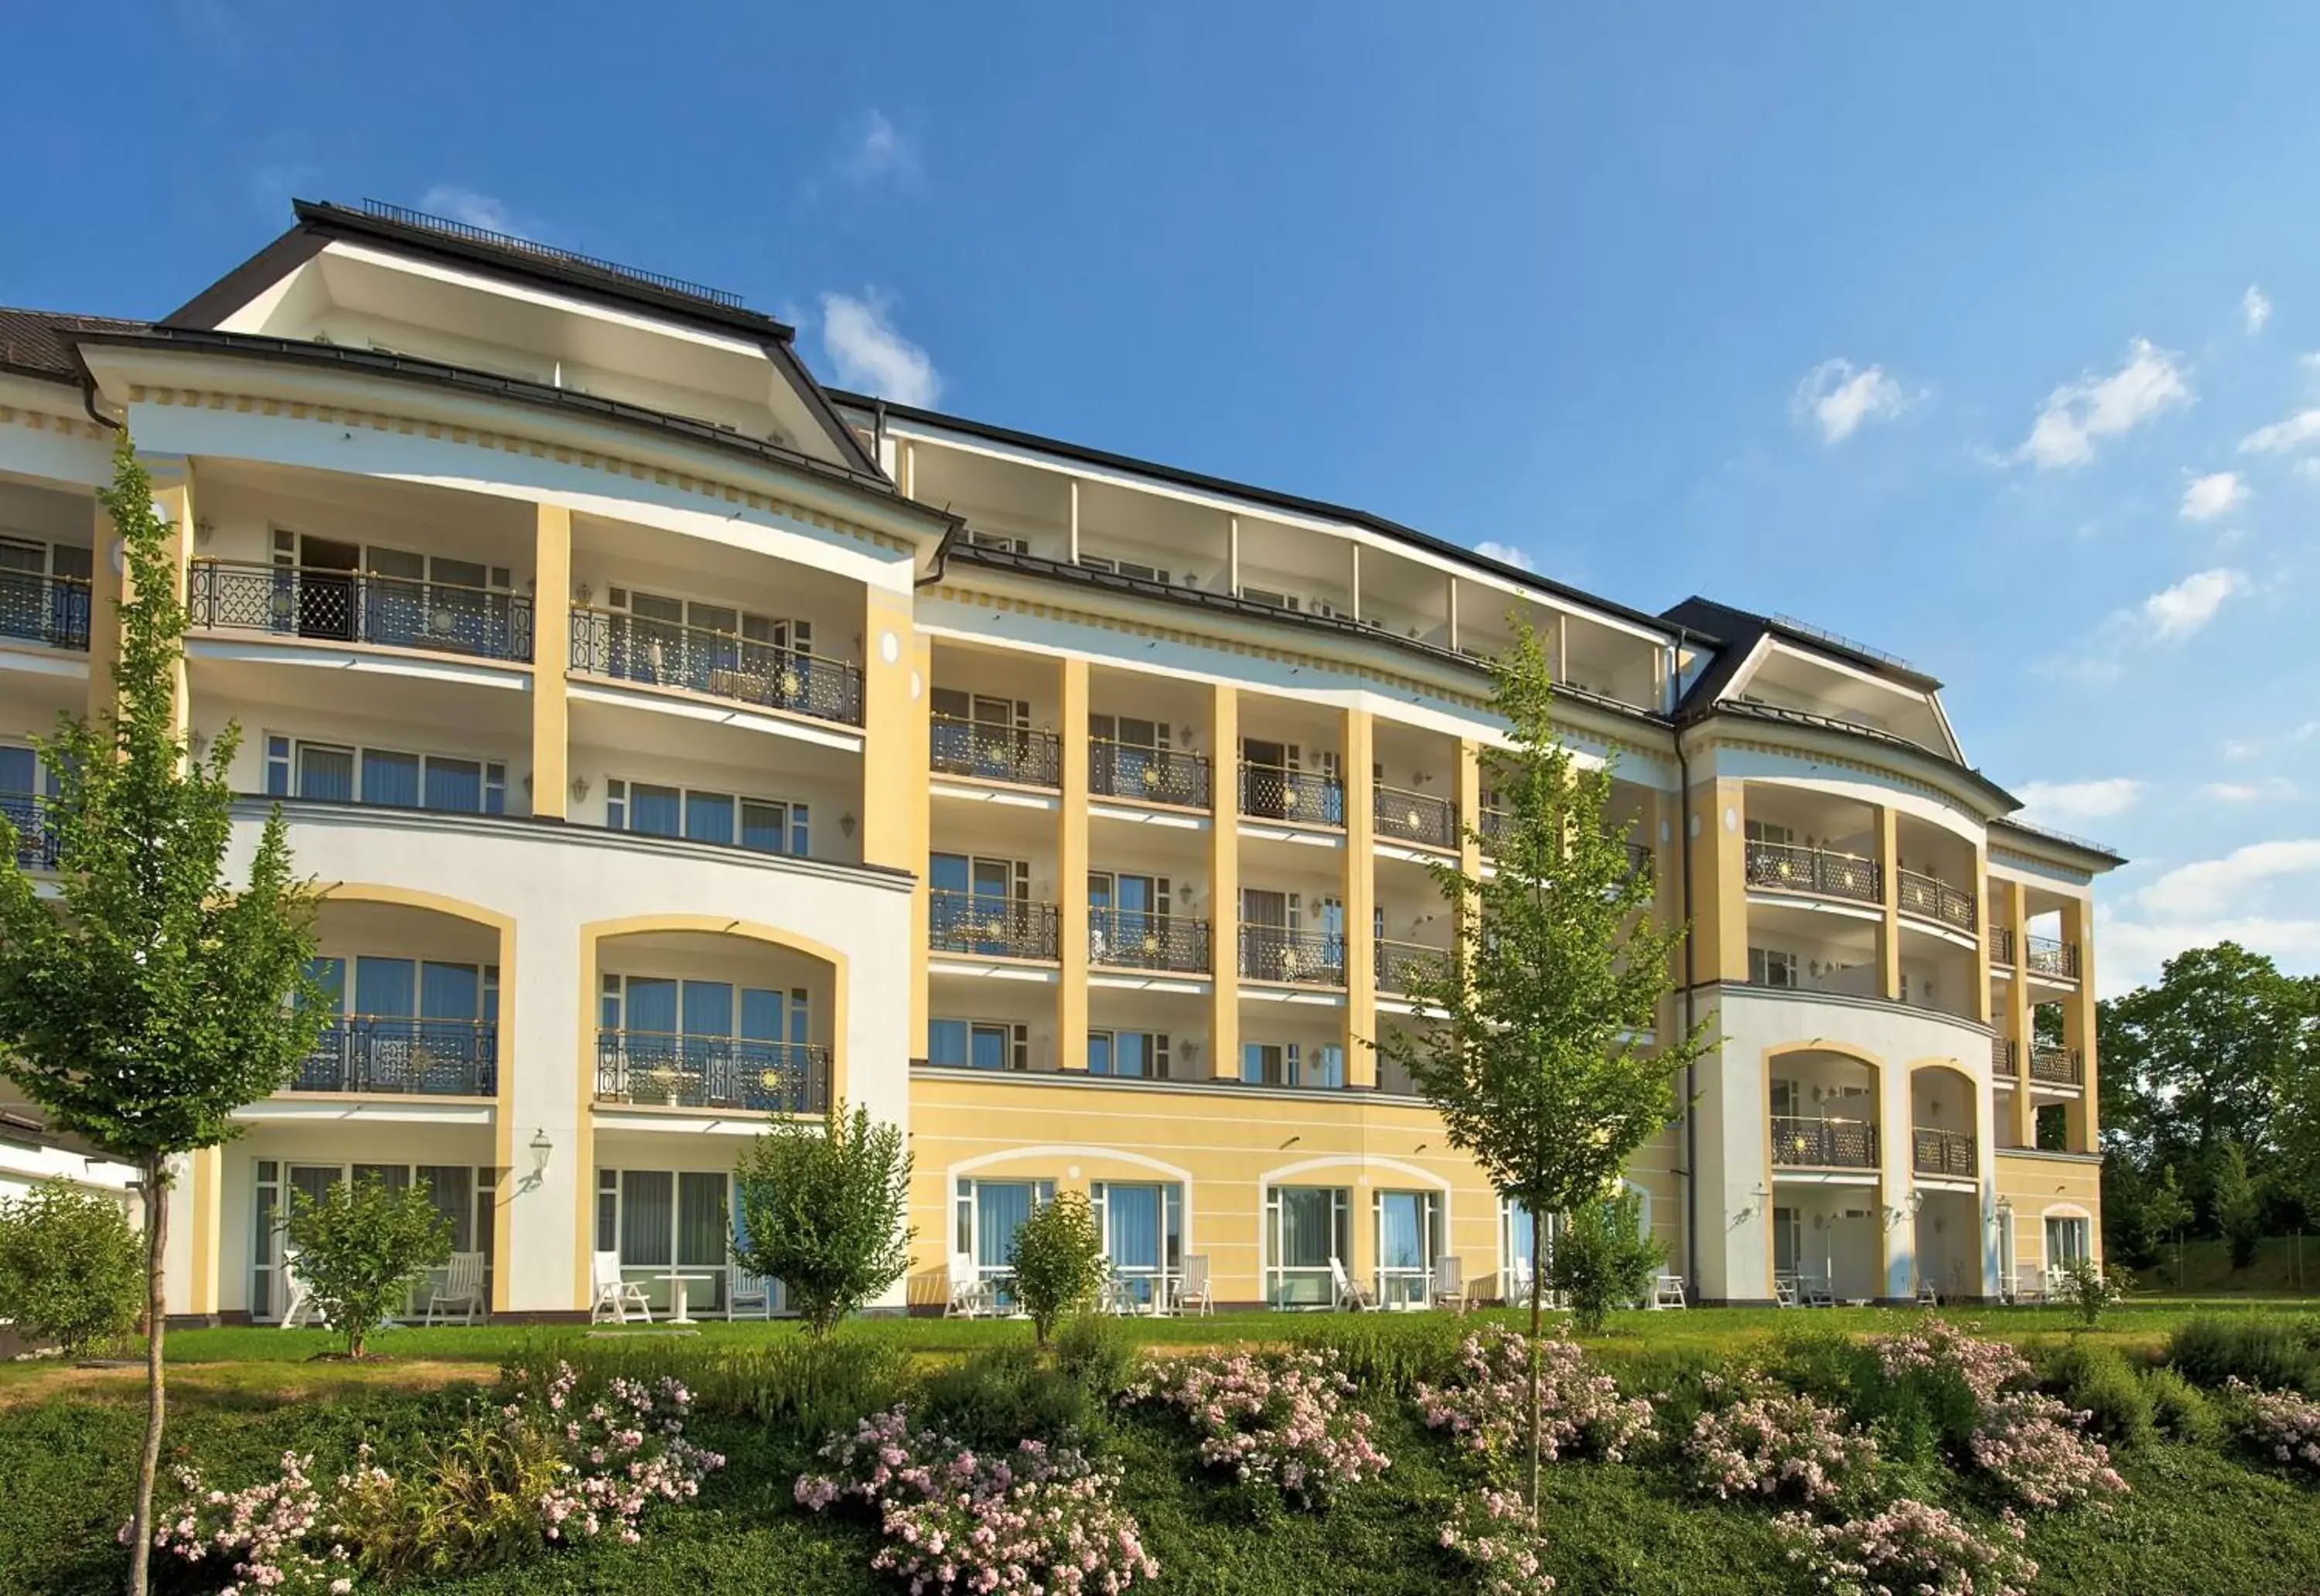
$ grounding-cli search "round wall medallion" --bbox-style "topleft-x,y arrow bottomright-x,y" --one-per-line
909,670 -> 923,701
879,629 -> 901,665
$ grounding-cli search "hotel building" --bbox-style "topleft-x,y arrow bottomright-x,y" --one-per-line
0,200 -> 2115,1317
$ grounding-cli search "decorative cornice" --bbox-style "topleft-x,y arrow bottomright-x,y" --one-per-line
0,401 -> 111,442
1686,726 -> 1995,820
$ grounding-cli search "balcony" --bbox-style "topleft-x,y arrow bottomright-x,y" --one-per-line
190,561 -> 533,662
1991,1036 -> 2017,1076
1991,927 -> 2016,965
1896,869 -> 1977,933
2025,936 -> 2080,980
1239,924 -> 1347,987
1373,783 -> 1458,851
1912,1127 -> 1977,1178
1375,939 -> 1450,995
293,1017 -> 497,1096
1745,841 -> 1881,905
1479,810 -> 1651,882
569,607 -> 861,726
930,717 -> 1060,787
1770,1114 -> 1878,1169
2029,1045 -> 2083,1087
1089,742 -> 1209,808
594,1031 -> 829,1114
0,571 -> 90,652
2,792 -> 56,871
1238,762 -> 1345,827
1088,909 -> 1210,974
930,890 -> 1060,961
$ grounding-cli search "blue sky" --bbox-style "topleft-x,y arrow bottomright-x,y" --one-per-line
5,2 -> 2319,994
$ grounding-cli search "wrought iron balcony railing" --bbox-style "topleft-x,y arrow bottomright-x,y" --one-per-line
1897,868 -> 1978,932
2029,1045 -> 2083,1086
1991,927 -> 2017,965
595,1030 -> 828,1114
569,607 -> 861,725
1,792 -> 57,871
294,1016 -> 497,1096
1238,761 -> 1345,826
0,570 -> 90,651
1239,923 -> 1347,986
1745,841 -> 1882,905
1477,810 -> 1652,883
930,716 -> 1060,786
2025,936 -> 2080,980
1992,1036 -> 2018,1076
929,890 -> 1060,960
1373,783 -> 1458,851
1375,938 -> 1451,994
1088,740 -> 1209,807
1088,909 -> 1210,974
1912,1127 -> 1977,1178
189,560 -> 533,661
1770,1113 -> 1878,1169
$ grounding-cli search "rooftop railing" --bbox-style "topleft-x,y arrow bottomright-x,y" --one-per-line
570,607 -> 861,725
1088,741 -> 1209,807
930,890 -> 1060,961
0,570 -> 90,651
1745,840 -> 1882,905
1770,1114 -> 1878,1169
1238,761 -> 1345,826
190,560 -> 533,661
294,1016 -> 497,1096
1896,868 -> 1978,933
1088,909 -> 1210,974
930,716 -> 1060,787
595,1031 -> 828,1114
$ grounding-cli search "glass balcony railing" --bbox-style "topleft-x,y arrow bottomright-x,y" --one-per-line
0,570 -> 90,651
293,1016 -> 497,1096
929,890 -> 1060,960
190,561 -> 533,661
1087,908 -> 1210,974
930,716 -> 1060,786
595,1030 -> 828,1114
569,607 -> 860,725
1089,741 -> 1210,807
1770,1113 -> 1878,1169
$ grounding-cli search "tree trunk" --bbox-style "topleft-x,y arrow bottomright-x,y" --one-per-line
127,1155 -> 169,1596
1527,1198 -> 1544,1526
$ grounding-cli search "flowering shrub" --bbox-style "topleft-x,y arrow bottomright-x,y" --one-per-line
1439,1487 -> 1555,1595
1776,1499 -> 2037,1596
1130,1348 -> 1390,1509
1684,1381 -> 1875,1506
137,1361 -> 722,1590
796,1406 -> 1157,1594
1874,1320 -> 2033,1407
1414,1327 -> 1654,1472
2224,1378 -> 2320,1475
1873,1321 -> 2125,1510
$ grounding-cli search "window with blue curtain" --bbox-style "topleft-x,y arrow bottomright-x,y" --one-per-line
302,957 -> 346,1015
686,791 -> 735,845
297,745 -> 355,802
1087,1033 -> 1114,1074
739,987 -> 783,1043
681,981 -> 734,1038
740,800 -> 786,854
360,749 -> 421,808
1101,1183 -> 1162,1301
969,1026 -> 1011,1071
629,784 -> 682,837
424,758 -> 483,813
420,961 -> 479,1022
620,1171 -> 674,1268
264,737 -> 290,796
354,957 -> 415,1018
1312,1045 -> 1346,1090
929,1019 -> 969,1067
623,977 -> 679,1035
972,1181 -> 1038,1276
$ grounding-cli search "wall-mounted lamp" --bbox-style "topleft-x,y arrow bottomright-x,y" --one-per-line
574,582 -> 593,605
571,776 -> 590,802
529,1127 -> 553,1177
1735,1181 -> 1771,1224
840,811 -> 857,839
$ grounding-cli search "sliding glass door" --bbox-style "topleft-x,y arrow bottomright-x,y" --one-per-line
595,1168 -> 732,1315
1266,1185 -> 1349,1308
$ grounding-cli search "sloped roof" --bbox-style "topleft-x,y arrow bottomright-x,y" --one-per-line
0,305 -> 148,382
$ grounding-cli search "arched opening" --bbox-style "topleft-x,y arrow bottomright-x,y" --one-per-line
1908,1062 -> 1984,1301
1766,1045 -> 1883,1303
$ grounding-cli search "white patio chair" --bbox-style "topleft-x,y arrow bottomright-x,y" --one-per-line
1504,1258 -> 1537,1308
1800,1272 -> 1836,1308
1914,1277 -> 1940,1308
1651,1271 -> 1688,1310
1329,1255 -> 1376,1312
1432,1254 -> 1469,1313
728,1267 -> 773,1320
944,1253 -> 993,1318
1774,1271 -> 1800,1308
423,1250 -> 486,1326
1172,1254 -> 1214,1318
278,1249 -> 322,1328
2013,1264 -> 2048,1304
590,1251 -> 652,1325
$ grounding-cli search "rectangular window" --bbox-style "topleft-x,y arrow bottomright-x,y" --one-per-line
2045,1216 -> 2090,1267
930,1019 -> 1026,1071
361,749 -> 422,808
1749,947 -> 1799,988
296,743 -> 356,803
1267,1185 -> 1349,1308
606,779 -> 627,831
686,789 -> 735,845
629,783 -> 682,837
1088,1031 -> 1170,1079
265,735 -> 291,797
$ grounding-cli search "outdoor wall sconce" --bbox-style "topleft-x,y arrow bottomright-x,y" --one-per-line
840,812 -> 858,839
529,1127 -> 553,1177
570,776 -> 590,801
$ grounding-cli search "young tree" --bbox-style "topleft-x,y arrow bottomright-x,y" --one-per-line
281,1175 -> 453,1358
1375,616 -> 1710,1518
2147,1164 -> 2195,1291
0,434 -> 326,1594
0,1178 -> 145,1357
732,1101 -> 913,1335
2213,1142 -> 2264,1271
1548,1189 -> 1663,1335
1009,1190 -> 1108,1344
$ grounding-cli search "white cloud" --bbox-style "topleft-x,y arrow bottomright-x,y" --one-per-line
2199,778 -> 2300,803
2238,409 -> 2320,455
2179,470 -> 2247,522
817,291 -> 940,407
2015,778 -> 2145,823
2243,285 -> 2273,334
839,109 -> 917,186
2223,720 -> 2320,759
2098,837 -> 2320,993
2137,567 -> 2247,641
1793,360 -> 1913,444
2017,338 -> 2192,469
1474,541 -> 1536,571
2298,459 -> 2320,482
2136,838 -> 2320,919
2096,911 -> 2320,996
418,184 -> 532,240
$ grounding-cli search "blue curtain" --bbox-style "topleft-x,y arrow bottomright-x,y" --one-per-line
624,977 -> 678,1035
0,745 -> 35,796
741,801 -> 786,854
928,1019 -> 968,1067
425,759 -> 483,813
1087,1034 -> 1115,1074
686,792 -> 735,844
419,962 -> 479,1021
976,1182 -> 1033,1270
298,747 -> 354,802
620,1171 -> 674,1268
1379,1194 -> 1424,1270
1277,1188 -> 1336,1268
682,981 -> 733,1038
969,1028 -> 1009,1070
360,750 -> 421,808
355,957 -> 415,1018
630,785 -> 682,837
739,987 -> 783,1042
1106,1185 -> 1161,1272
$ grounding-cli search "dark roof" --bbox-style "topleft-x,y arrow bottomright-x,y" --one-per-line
0,305 -> 148,382
161,200 -> 882,482
834,390 -> 1690,642
1663,596 -> 1941,699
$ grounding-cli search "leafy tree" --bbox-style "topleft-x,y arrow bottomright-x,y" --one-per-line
0,1178 -> 145,1356
2213,1142 -> 2264,1271
2148,1164 -> 2195,1289
281,1175 -> 453,1358
1375,615 -> 1710,1517
0,434 -> 325,1593
732,1101 -> 913,1335
1547,1190 -> 1663,1335
2056,1256 -> 2129,1327
1008,1190 -> 1107,1344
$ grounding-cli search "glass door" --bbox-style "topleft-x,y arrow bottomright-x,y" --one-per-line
1375,1191 -> 1438,1308
1094,1182 -> 1179,1310
959,1178 -> 1053,1307
1267,1185 -> 1347,1308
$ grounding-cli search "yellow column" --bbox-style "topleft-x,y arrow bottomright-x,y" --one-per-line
151,467 -> 193,738
1456,738 -> 1484,882
2060,897 -> 2100,1151
1057,657 -> 1091,1072
1970,841 -> 1994,1025
1342,708 -> 1377,1087
1209,684 -> 1240,1079
531,505 -> 572,819
1877,806 -> 1902,1001
186,1145 -> 221,1315
1689,779 -> 1749,984
862,586 -> 931,1058
2004,881 -> 2035,1148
